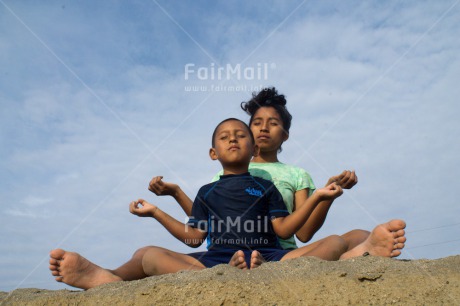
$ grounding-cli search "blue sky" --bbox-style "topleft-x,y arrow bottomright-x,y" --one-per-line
1,0 -> 459,291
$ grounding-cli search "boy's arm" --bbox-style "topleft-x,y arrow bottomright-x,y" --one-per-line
148,176 -> 194,216
272,183 -> 343,239
294,170 -> 358,242
130,199 -> 206,247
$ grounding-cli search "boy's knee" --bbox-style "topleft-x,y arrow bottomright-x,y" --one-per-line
132,246 -> 159,259
141,248 -> 165,276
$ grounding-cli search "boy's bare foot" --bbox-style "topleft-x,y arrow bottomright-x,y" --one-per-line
340,219 -> 406,260
49,249 -> 121,290
229,250 -> 265,270
250,250 -> 265,269
229,250 -> 248,269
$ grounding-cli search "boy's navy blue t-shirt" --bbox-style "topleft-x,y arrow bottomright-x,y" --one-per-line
188,172 -> 289,250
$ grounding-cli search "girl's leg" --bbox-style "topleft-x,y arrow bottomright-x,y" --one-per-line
142,247 -> 206,276
341,229 -> 370,251
340,219 -> 406,259
280,235 -> 347,261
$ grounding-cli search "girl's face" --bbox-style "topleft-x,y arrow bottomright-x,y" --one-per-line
250,106 -> 288,153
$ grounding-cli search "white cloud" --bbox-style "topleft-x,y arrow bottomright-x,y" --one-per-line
4,208 -> 54,219
20,196 -> 53,207
55,172 -> 80,184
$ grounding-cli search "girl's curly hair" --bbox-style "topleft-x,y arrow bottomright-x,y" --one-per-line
241,87 -> 292,132
241,87 -> 292,152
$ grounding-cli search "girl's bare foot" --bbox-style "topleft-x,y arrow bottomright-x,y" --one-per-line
249,250 -> 265,269
340,219 -> 407,260
49,248 -> 121,290
229,250 -> 248,269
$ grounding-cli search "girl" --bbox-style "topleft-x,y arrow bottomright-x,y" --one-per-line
147,88 -> 405,270
150,87 -> 366,251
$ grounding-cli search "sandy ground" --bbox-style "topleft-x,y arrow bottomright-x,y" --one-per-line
1,255 -> 459,305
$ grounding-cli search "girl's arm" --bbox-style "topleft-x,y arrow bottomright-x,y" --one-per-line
148,176 -> 194,216
294,170 -> 358,242
272,184 -> 343,239
130,199 -> 206,247
294,190 -> 334,242
326,170 -> 358,189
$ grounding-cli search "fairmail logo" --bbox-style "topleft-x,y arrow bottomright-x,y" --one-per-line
184,63 -> 275,81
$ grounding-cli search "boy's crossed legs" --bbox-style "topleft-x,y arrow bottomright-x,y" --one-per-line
49,219 -> 406,290
48,232 -> 364,290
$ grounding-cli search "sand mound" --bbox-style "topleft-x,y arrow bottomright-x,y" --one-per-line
2,255 -> 459,305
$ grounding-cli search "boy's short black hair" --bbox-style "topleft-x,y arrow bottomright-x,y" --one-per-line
212,118 -> 255,147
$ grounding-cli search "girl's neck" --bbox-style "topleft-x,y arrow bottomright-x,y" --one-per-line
251,150 -> 279,163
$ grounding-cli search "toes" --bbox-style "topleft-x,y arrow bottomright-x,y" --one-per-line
392,229 -> 405,239
251,251 -> 265,262
49,258 -> 60,265
50,248 -> 66,260
249,251 -> 265,269
395,236 -> 406,244
230,250 -> 248,269
394,242 -> 405,250
387,219 -> 406,232
251,256 -> 264,265
391,249 -> 402,257
237,257 -> 246,266
51,270 -> 61,276
234,259 -> 247,270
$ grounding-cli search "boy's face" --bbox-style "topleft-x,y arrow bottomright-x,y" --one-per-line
210,120 -> 257,167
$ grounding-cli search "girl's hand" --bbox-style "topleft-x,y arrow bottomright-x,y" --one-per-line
316,183 -> 343,201
148,176 -> 179,197
326,170 -> 357,189
129,199 -> 158,217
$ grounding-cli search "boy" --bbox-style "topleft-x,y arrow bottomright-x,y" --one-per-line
129,118 -> 346,273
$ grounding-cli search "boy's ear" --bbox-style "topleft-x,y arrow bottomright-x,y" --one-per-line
209,148 -> 219,160
253,144 -> 260,157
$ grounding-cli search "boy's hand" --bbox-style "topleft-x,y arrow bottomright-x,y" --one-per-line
326,170 -> 357,189
316,183 -> 343,201
149,176 -> 179,197
130,199 -> 158,218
